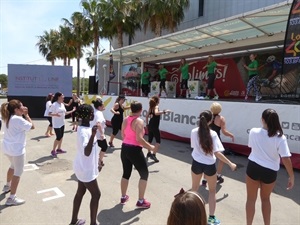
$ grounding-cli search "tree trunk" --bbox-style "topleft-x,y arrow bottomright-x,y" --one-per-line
76,47 -> 81,96
155,21 -> 162,37
117,25 -> 123,48
94,34 -> 99,77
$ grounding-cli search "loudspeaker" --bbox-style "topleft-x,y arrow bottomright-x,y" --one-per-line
88,76 -> 98,94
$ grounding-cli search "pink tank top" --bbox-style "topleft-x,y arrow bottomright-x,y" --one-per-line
123,116 -> 144,147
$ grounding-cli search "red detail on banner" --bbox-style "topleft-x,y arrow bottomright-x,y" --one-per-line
165,58 -> 246,98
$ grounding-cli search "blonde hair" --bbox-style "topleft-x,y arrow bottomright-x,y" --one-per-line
210,102 -> 222,115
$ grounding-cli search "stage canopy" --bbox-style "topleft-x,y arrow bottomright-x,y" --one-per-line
97,0 -> 292,64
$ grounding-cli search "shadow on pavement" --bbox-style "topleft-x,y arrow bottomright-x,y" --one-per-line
98,204 -> 142,225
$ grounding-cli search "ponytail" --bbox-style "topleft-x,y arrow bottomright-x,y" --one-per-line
198,110 -> 213,155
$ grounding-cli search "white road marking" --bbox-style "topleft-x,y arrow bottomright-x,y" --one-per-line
37,187 -> 65,202
24,164 -> 39,171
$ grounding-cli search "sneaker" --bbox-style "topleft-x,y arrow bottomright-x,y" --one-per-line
208,216 -> 220,225
146,152 -> 152,159
136,199 -> 151,209
217,174 -> 224,184
201,179 -> 207,187
151,154 -> 159,163
2,184 -> 10,193
204,96 -> 210,100
109,142 -> 114,147
270,81 -> 279,88
244,95 -> 248,101
255,95 -> 262,102
120,195 -> 129,204
51,150 -> 57,158
69,218 -> 86,225
56,149 -> 67,154
213,95 -> 219,100
5,196 -> 25,206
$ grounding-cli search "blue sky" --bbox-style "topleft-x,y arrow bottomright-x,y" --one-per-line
0,0 -> 109,77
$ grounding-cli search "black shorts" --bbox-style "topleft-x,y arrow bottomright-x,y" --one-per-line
207,73 -> 216,89
191,159 -> 216,176
246,160 -> 277,184
54,126 -> 65,141
181,79 -> 188,89
160,79 -> 166,89
97,139 -> 108,152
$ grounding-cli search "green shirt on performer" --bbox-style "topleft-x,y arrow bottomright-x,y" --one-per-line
141,71 -> 150,85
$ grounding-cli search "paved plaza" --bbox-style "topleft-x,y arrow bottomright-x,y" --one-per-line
0,107 -> 299,225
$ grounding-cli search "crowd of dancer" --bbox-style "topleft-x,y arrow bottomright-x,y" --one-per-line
0,92 -> 294,225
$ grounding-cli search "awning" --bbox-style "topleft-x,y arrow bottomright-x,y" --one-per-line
97,0 -> 292,64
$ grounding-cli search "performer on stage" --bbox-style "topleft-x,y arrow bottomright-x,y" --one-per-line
202,55 -> 227,100
157,64 -> 169,97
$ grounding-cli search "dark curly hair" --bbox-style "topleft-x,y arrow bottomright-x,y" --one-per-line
76,104 -> 94,120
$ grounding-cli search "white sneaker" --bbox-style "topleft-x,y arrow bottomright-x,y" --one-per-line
255,96 -> 262,102
5,196 -> 25,206
2,184 -> 10,193
213,95 -> 219,100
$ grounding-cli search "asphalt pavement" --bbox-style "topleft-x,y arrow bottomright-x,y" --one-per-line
0,101 -> 299,225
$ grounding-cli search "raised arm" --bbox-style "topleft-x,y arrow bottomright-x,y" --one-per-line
84,125 -> 98,156
154,105 -> 171,116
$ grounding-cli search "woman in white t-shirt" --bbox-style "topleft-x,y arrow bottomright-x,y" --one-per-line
49,92 -> 75,157
190,110 -> 236,225
70,104 -> 101,225
1,99 -> 34,206
91,99 -> 107,167
246,108 -> 294,225
43,93 -> 54,137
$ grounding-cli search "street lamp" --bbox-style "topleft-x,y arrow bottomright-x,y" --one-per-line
82,68 -> 86,95
102,64 -> 107,94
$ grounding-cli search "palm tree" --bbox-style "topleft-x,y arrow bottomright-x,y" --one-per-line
81,0 -> 103,75
57,25 -> 76,66
62,12 -> 91,96
142,0 -> 190,37
36,29 -> 60,65
100,0 -> 142,48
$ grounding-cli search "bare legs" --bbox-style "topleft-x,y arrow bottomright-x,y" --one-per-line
121,178 -> 147,200
246,175 -> 275,225
6,168 -> 20,195
109,134 -> 115,146
52,139 -> 63,151
45,126 -> 53,136
70,179 -> 101,225
191,171 -> 217,217
216,160 -> 224,175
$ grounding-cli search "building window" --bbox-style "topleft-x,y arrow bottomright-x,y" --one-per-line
198,0 -> 204,17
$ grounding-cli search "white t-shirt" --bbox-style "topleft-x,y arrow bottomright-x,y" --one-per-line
2,115 -> 32,156
49,102 -> 66,128
248,127 -> 291,171
191,128 -> 224,165
91,110 -> 106,140
73,126 -> 99,182
43,100 -> 52,117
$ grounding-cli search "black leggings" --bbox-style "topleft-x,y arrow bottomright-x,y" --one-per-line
148,127 -> 161,144
121,144 -> 149,181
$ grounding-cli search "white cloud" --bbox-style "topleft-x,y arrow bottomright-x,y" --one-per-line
0,0 -> 107,78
